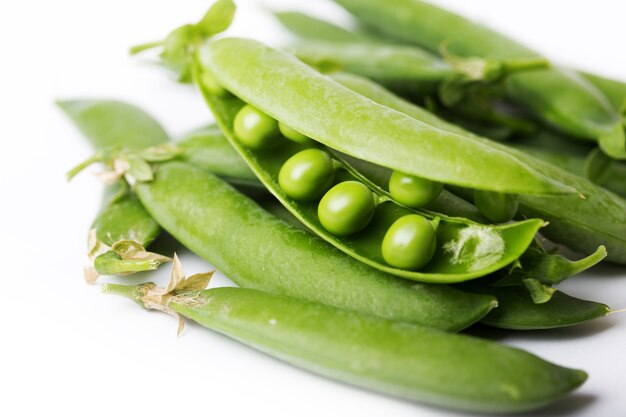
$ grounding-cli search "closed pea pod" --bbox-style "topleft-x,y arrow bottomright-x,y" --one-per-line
133,161 -> 497,331
464,285 -> 611,330
105,279 -> 588,414
333,0 -> 626,159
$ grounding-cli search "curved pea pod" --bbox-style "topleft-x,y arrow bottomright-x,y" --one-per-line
134,161 -> 497,331
274,11 -> 372,43
105,280 -> 587,413
290,41 -> 452,96
471,285 -> 610,330
509,246 -> 607,286
176,124 -> 260,189
60,99 -> 171,279
198,37 -> 572,195
333,0 -> 626,159
196,79 -> 544,283
91,182 -> 161,247
57,100 -> 170,150
328,72 -> 626,264
508,131 -> 626,197
580,72 -> 626,115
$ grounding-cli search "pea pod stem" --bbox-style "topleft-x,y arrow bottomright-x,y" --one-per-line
60,99 -> 171,278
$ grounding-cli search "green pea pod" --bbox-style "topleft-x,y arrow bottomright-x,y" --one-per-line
290,41 -> 453,97
176,124 -> 260,188
508,131 -> 626,197
198,37 -> 572,195
134,161 -> 497,331
195,74 -> 544,283
105,281 -> 587,413
274,11 -> 373,43
326,72 -> 626,264
333,0 -> 626,160
57,100 -> 170,150
581,72 -> 626,114
59,99 -> 170,277
91,182 -> 161,247
475,286 -> 610,330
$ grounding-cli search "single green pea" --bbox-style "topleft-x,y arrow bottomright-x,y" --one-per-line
233,104 -> 279,149
318,181 -> 376,236
389,171 -> 443,208
278,149 -> 335,201
382,214 -> 437,270
474,190 -> 519,223
279,122 -> 313,144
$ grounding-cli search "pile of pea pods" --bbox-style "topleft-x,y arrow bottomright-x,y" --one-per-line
62,0 -> 626,413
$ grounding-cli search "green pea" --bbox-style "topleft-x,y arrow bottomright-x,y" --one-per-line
389,171 -> 443,208
278,149 -> 335,201
233,104 -> 279,149
474,190 -> 519,223
279,122 -> 313,144
318,181 -> 375,236
382,214 -> 436,270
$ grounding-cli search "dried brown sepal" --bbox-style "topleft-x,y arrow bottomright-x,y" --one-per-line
136,255 -> 214,335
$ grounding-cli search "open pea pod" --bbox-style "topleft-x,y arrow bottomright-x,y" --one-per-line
196,84 -> 543,283
197,38 -> 572,196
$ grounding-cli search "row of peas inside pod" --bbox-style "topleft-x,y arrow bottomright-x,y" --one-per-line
233,104 -> 521,271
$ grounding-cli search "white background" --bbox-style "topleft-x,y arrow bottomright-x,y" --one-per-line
1,1 -> 625,416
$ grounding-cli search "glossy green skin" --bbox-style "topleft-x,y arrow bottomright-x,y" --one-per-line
331,72 -> 626,263
200,38 -> 571,195
135,162 -> 497,331
177,124 -> 260,188
291,41 -> 452,96
171,287 -> 587,413
389,171 -> 443,208
233,104 -> 280,149
582,72 -> 626,111
58,100 -> 170,150
474,191 -> 519,224
475,286 -> 610,330
510,130 -> 626,197
278,122 -> 313,144
318,181 -> 376,235
196,80 -> 544,282
92,184 -> 160,247
333,0 -> 620,142
381,214 -> 436,270
278,149 -> 334,201
274,11 -> 373,43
